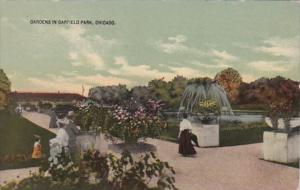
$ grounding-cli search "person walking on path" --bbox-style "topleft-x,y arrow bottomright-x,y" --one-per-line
48,110 -> 58,128
32,135 -> 42,159
64,111 -> 81,162
178,113 -> 197,156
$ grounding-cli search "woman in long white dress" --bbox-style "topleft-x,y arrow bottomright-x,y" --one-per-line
49,118 -> 70,156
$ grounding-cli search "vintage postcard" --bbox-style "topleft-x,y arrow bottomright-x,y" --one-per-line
0,1 -> 299,190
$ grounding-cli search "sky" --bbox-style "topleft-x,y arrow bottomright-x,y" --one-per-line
0,0 -> 299,96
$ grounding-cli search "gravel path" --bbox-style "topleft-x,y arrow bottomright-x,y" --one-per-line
1,111 -> 299,190
22,111 -> 58,134
0,167 -> 39,185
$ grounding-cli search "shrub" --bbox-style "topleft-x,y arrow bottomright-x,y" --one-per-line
103,99 -> 167,143
74,103 -> 110,132
38,102 -> 53,111
22,103 -> 38,112
1,150 -> 177,190
267,100 -> 294,132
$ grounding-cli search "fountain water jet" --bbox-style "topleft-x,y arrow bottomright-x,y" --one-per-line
178,80 -> 234,115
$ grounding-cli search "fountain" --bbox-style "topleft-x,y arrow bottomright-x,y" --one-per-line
178,78 -> 234,147
178,79 -> 233,116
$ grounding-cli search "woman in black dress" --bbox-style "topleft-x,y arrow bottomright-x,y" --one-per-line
178,113 -> 196,156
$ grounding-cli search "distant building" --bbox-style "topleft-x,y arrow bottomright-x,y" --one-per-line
10,91 -> 86,106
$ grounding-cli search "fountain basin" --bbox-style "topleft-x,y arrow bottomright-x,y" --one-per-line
192,122 -> 219,147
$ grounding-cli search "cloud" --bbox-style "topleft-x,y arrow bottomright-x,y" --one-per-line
248,61 -> 289,72
169,66 -> 210,78
240,73 -> 256,82
209,49 -> 238,61
6,71 -> 18,80
191,60 -> 229,69
154,35 -> 239,63
109,56 -> 208,85
68,52 -> 78,60
58,25 -> 117,70
1,17 -> 8,23
155,34 -> 188,54
256,37 -> 299,60
109,57 -> 175,82
84,52 -> 105,70
27,72 -> 131,96
27,76 -> 85,95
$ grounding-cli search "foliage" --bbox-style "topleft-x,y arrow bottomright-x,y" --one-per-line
74,103 -> 110,132
54,104 -> 77,116
41,146 -> 78,184
82,150 -> 177,190
148,76 -> 188,109
37,102 -> 53,111
1,150 -> 177,190
0,69 -> 11,93
195,99 -> 219,114
148,78 -> 172,107
239,76 -> 300,111
219,121 -> 269,146
187,77 -> 212,86
244,76 -> 300,132
22,103 -> 38,112
167,76 -> 188,108
130,86 -> 154,105
268,100 -> 294,132
215,67 -> 242,104
88,85 -> 130,105
194,99 -> 220,123
0,69 -> 11,110
87,70 -> 299,113
160,120 -> 269,146
104,99 -> 167,143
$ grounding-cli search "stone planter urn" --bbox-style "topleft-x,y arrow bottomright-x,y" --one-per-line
192,122 -> 219,147
263,117 -> 300,163
76,130 -> 101,158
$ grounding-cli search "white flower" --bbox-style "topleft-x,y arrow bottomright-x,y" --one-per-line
57,164 -> 63,169
44,170 -> 51,177
53,158 -> 58,165
67,161 -> 74,167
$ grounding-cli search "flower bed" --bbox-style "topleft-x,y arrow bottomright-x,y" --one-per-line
103,100 -> 167,144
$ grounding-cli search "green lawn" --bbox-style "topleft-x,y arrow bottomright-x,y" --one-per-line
219,121 -> 269,146
0,111 -> 55,170
160,120 -> 270,146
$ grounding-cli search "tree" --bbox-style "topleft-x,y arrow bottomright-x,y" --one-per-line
148,78 -> 171,107
215,67 -> 242,104
148,76 -> 188,109
168,76 -> 188,108
88,85 -> 130,105
0,69 -> 11,110
130,86 -> 153,105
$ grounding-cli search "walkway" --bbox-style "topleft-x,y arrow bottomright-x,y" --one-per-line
1,111 -> 299,190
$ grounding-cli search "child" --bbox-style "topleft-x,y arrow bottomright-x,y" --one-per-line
32,135 -> 42,159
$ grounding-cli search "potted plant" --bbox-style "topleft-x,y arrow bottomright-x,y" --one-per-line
74,101 -> 110,154
195,99 -> 220,124
263,99 -> 299,163
188,99 -> 221,147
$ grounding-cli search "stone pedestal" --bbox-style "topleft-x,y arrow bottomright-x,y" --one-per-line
263,131 -> 300,163
192,123 -> 219,147
76,132 -> 98,157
